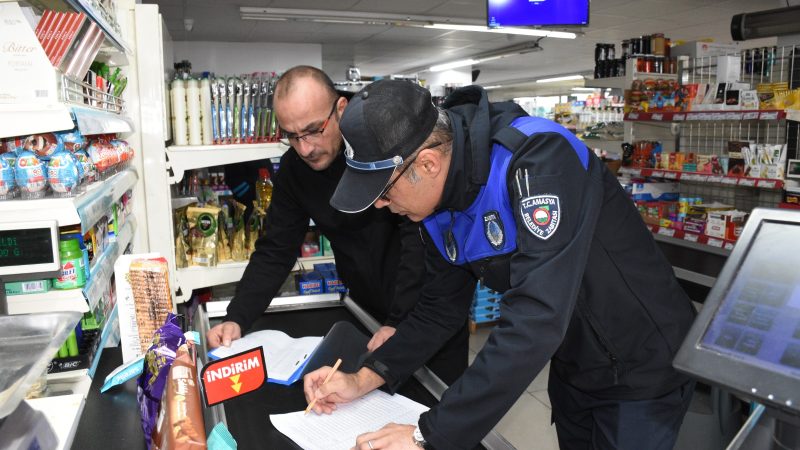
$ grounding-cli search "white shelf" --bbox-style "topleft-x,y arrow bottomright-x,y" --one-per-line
585,59 -> 678,90
7,219 -> 135,315
166,142 -> 288,183
0,169 -> 137,234
26,393 -> 86,450
175,255 -> 335,301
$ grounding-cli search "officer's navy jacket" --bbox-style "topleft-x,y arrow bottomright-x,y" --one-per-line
361,86 -> 696,450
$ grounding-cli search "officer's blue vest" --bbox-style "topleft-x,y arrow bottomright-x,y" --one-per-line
423,116 -> 589,265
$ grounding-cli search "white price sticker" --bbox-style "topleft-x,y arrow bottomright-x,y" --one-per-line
683,233 -> 699,242
658,228 -> 676,237
707,238 -> 724,248
739,178 -> 756,187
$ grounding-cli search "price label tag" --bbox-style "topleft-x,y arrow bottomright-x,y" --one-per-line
726,112 -> 743,121
724,242 -> 736,250
760,111 -> 779,120
708,175 -> 723,183
628,112 -> 640,120
664,171 -> 679,179
658,227 -> 676,237
738,178 -> 756,187
707,238 -> 724,248
652,113 -> 664,121
758,180 -> 777,189
652,170 -> 665,177
721,177 -> 739,185
683,233 -> 699,242
673,114 -> 686,121
743,111 -> 759,120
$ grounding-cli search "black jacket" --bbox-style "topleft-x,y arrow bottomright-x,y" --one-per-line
361,87 -> 696,450
225,147 -> 425,331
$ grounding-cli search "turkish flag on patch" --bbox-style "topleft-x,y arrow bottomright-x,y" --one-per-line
200,347 -> 267,406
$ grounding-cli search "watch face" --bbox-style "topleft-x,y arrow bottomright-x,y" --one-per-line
413,427 -> 426,443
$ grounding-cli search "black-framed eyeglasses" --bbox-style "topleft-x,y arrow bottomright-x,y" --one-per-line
377,141 -> 446,201
279,99 -> 339,146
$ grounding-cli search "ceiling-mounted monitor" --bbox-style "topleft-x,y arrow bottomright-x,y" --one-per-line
487,0 -> 590,28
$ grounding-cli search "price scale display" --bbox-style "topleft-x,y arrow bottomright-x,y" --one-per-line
0,221 -> 59,276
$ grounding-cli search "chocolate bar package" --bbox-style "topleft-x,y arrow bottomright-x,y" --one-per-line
137,314 -> 186,450
152,342 -> 207,450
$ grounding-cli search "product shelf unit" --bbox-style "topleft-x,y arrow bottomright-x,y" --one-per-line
175,255 -> 335,302
585,58 -> 678,91
165,142 -> 287,183
0,3 -> 133,139
619,167 -> 784,190
0,168 -> 137,234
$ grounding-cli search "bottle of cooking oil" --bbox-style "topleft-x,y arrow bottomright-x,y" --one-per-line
255,168 -> 273,212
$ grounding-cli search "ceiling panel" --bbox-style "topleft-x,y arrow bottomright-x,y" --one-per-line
148,0 -> 787,87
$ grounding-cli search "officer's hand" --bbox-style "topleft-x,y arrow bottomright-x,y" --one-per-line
367,326 -> 396,352
303,367 -> 361,415
206,321 -> 242,348
352,423 -> 417,450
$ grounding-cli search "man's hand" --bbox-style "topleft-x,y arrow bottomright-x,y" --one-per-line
352,423 -> 417,450
303,367 -> 385,415
367,326 -> 396,352
206,321 -> 242,348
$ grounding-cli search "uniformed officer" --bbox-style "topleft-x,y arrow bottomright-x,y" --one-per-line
304,80 -> 697,450
206,67 -> 469,386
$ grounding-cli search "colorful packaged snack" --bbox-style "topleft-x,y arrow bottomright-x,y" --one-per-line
14,149 -> 47,199
73,149 -> 96,183
136,314 -> 186,450
187,206 -> 221,267
56,129 -> 86,152
0,156 -> 15,199
23,133 -> 62,160
47,150 -> 81,196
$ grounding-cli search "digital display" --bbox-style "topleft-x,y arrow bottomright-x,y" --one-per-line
487,0 -> 589,27
0,228 -> 56,268
701,221 -> 800,380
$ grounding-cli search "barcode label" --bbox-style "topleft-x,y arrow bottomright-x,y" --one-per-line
34,90 -> 48,98
23,281 -> 45,292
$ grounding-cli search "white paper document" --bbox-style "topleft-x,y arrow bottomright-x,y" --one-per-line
208,330 -> 322,384
270,390 -> 429,450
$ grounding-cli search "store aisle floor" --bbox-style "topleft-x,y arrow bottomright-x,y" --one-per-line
469,328 -> 560,450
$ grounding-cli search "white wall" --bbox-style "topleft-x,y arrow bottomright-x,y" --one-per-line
171,41 -> 322,75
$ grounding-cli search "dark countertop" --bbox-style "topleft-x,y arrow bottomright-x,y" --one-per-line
73,305 -> 439,450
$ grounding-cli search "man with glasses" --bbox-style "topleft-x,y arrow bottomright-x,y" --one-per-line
305,80 -> 696,450
207,66 -> 469,386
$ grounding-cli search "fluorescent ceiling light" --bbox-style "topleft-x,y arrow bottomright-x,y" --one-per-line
571,87 -> 598,92
239,7 -> 576,39
536,75 -> 585,83
483,85 -> 503,90
430,59 -> 478,72
423,24 -> 575,39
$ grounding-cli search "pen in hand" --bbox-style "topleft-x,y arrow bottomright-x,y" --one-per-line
304,358 -> 343,415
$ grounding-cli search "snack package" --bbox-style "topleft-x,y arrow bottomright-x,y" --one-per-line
174,205 -> 193,269
0,156 -> 16,199
217,204 -> 232,263
47,150 -> 81,196
137,314 -> 186,450
231,201 -> 247,261
57,129 -> 86,152
246,202 -> 264,257
88,137 -> 122,175
152,342 -> 207,450
14,149 -> 47,199
187,206 -> 221,267
129,258 -> 174,354
23,133 -> 62,160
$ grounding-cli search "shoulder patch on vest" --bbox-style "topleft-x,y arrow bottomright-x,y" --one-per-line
483,211 -> 505,250
520,194 -> 560,240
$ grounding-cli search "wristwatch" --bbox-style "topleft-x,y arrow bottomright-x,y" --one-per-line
412,426 -> 427,448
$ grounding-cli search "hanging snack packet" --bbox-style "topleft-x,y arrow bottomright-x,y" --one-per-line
217,204 -> 232,263
246,201 -> 264,257
137,313 -> 186,450
174,205 -> 193,269
231,201 -> 247,261
187,206 -> 221,267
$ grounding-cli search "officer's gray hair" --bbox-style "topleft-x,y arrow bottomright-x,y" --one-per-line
404,108 -> 452,183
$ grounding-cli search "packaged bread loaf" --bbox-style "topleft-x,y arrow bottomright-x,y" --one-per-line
129,258 -> 173,354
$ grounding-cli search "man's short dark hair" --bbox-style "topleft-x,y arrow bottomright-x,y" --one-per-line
275,65 -> 337,102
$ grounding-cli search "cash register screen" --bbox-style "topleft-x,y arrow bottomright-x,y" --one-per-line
700,220 -> 800,380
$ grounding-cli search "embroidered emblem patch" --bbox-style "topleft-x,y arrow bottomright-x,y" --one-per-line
483,211 -> 505,250
343,137 -> 355,160
445,229 -> 458,263
520,195 -> 560,240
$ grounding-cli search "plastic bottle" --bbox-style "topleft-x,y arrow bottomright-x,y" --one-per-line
171,79 -> 188,146
186,79 -> 202,146
54,238 -> 86,289
256,168 -> 273,212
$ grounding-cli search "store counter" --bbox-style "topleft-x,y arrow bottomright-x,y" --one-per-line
73,299 -> 486,449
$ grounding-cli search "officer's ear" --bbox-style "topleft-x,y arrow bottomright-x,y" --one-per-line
416,148 -> 448,178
